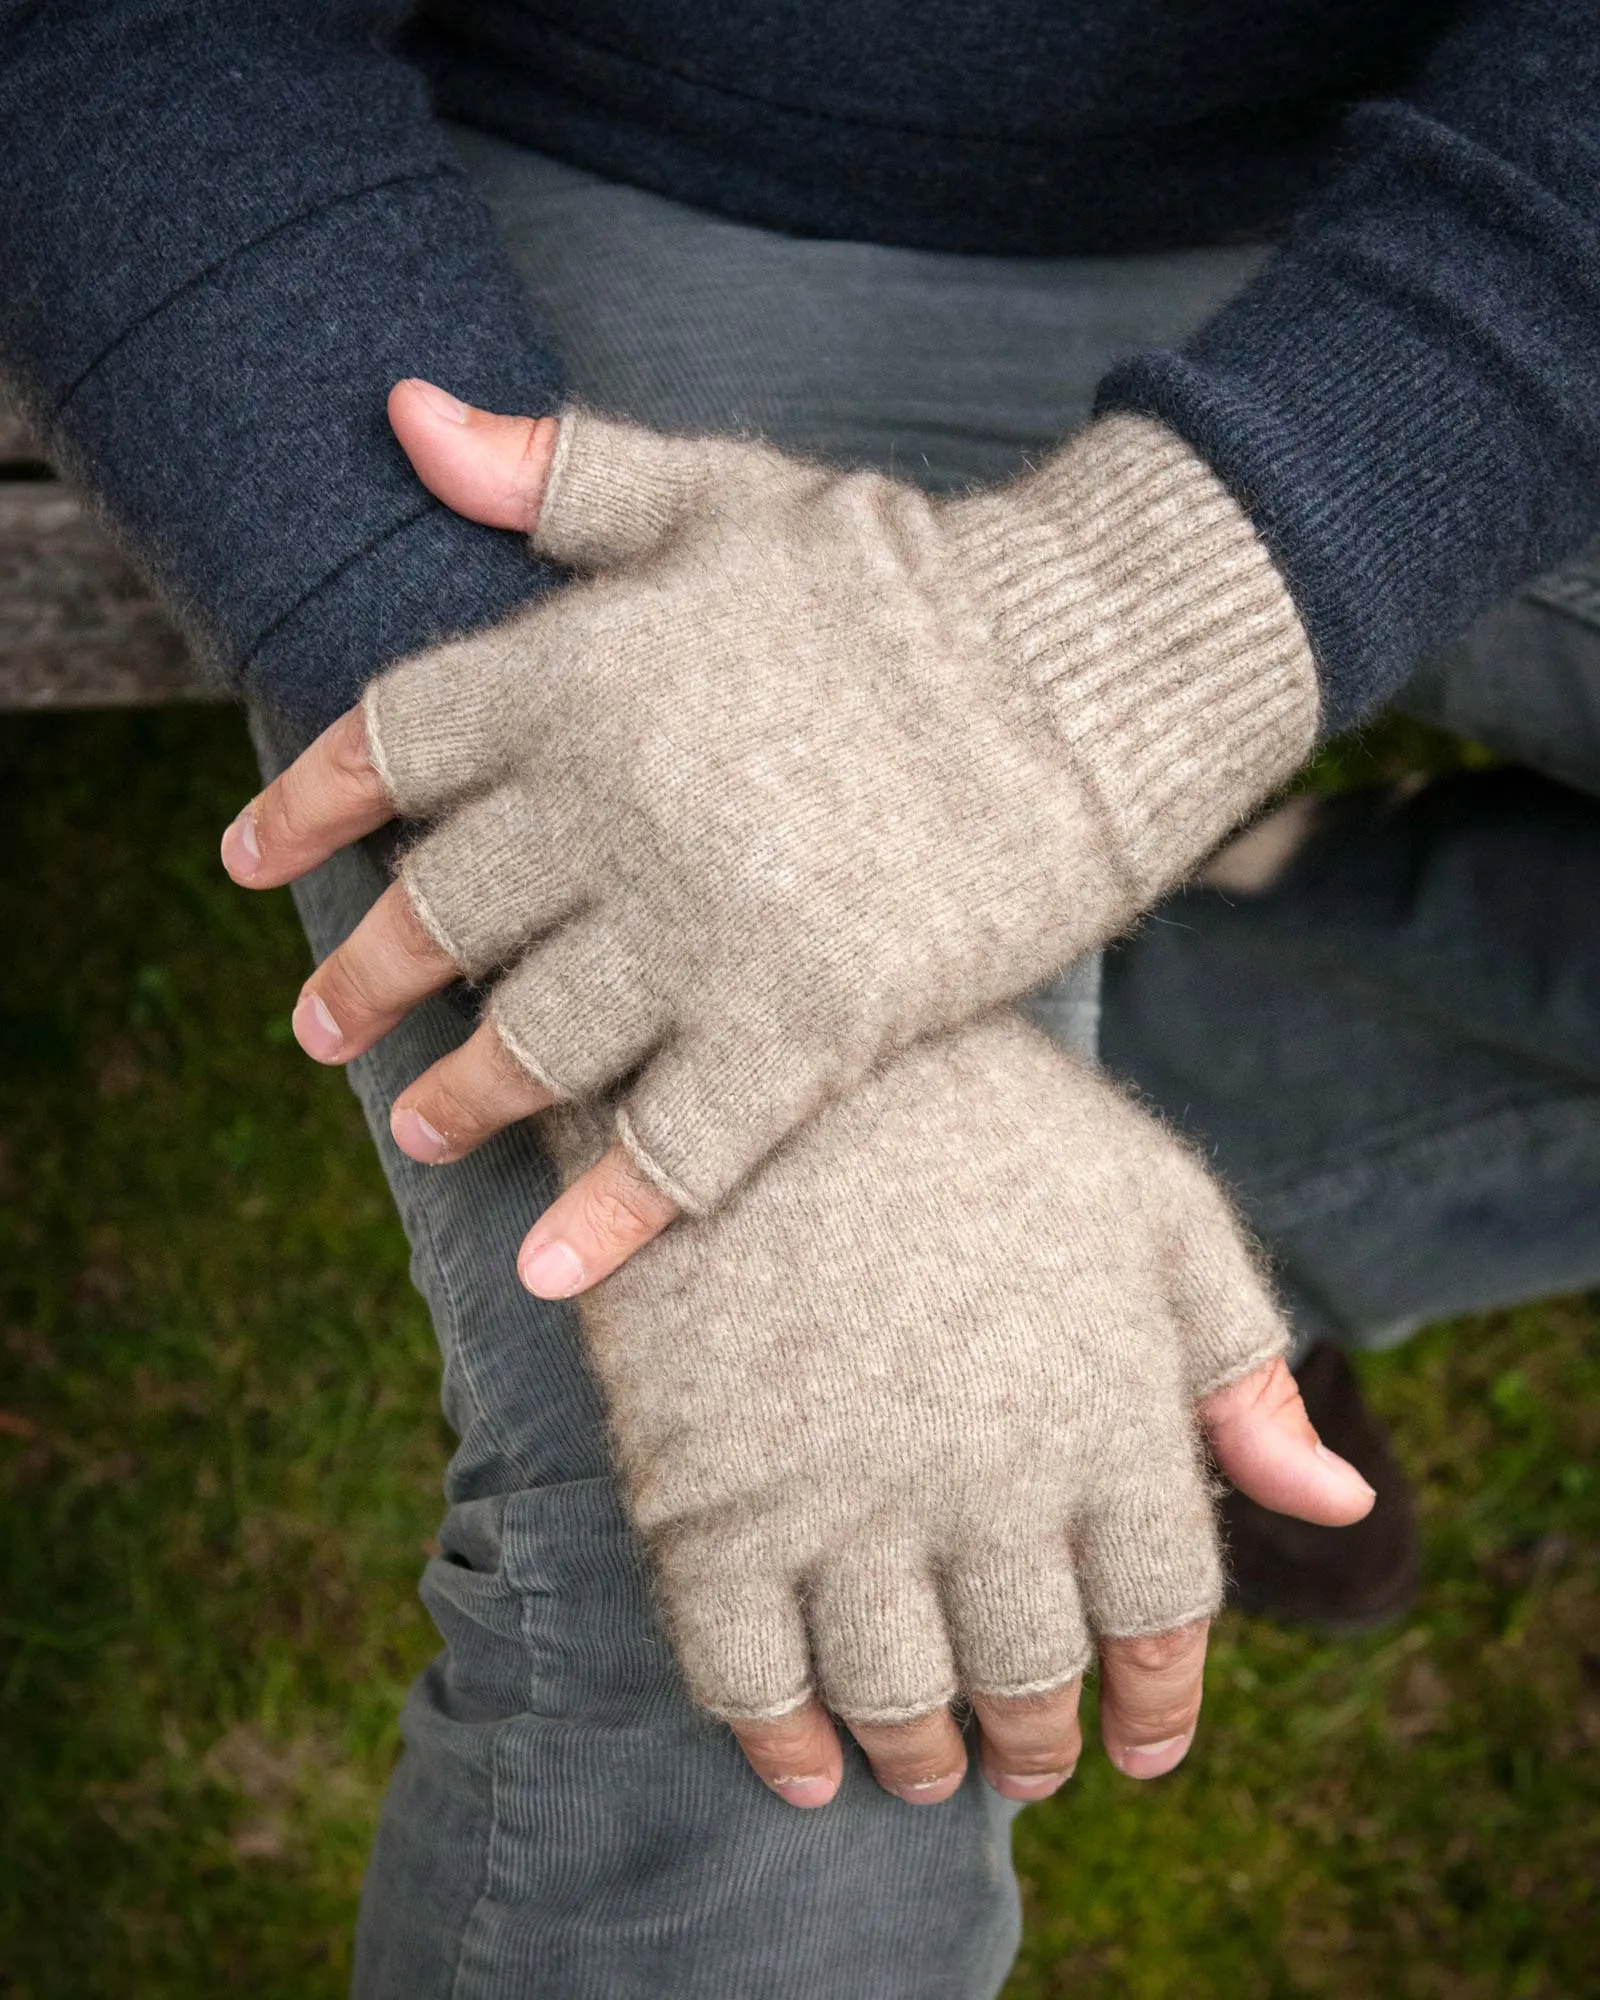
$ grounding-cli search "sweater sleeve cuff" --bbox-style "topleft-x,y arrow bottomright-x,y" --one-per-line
0,11 -> 567,739
1096,102 -> 1600,734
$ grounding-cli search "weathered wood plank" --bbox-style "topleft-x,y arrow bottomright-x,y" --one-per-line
0,484 -> 223,709
0,394 -> 44,464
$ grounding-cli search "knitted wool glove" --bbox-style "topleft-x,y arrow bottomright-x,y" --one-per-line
543,1010 -> 1287,1725
368,410 -> 1319,1214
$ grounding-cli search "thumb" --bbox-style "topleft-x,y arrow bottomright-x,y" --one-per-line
1200,1356 -> 1376,1527
388,379 -> 561,532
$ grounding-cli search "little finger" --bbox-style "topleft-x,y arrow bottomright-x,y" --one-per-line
727,1699 -> 844,1810
517,1144 -> 679,1297
222,708 -> 392,887
1098,1619 -> 1209,1781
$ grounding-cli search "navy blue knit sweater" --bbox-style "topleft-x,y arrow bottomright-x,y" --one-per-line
0,1 -> 1596,737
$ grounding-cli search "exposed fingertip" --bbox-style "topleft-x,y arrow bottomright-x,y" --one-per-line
221,808 -> 261,881
291,990 -> 344,1062
392,1104 -> 451,1164
400,378 -> 470,425
1313,1440 -> 1379,1518
768,1774 -> 837,1809
519,1238 -> 587,1298
1109,1729 -> 1194,1780
1314,1440 -> 1376,1495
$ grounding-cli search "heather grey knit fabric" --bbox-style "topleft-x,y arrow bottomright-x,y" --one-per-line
541,1009 -> 1287,1724
367,409 -> 1318,1214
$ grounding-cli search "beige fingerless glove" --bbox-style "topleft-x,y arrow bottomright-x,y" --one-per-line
543,1010 -> 1287,1725
368,411 -> 1318,1213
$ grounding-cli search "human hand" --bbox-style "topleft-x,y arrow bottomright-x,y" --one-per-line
221,691 -> 682,1300
537,1010 -> 1373,1809
225,382 -> 1318,1236
220,730 -> 1368,1797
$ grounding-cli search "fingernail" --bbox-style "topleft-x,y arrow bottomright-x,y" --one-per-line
411,380 -> 470,424
770,1775 -> 835,1808
520,1239 -> 586,1297
392,1106 -> 450,1163
223,809 -> 260,879
1115,1731 -> 1193,1779
888,1772 -> 964,1805
291,991 -> 343,1061
992,1769 -> 1071,1800
1316,1441 -> 1377,1498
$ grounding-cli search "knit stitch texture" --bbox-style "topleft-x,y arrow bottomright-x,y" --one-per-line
543,1010 -> 1288,1724
368,409 -> 1319,1212
1,4 -> 1596,734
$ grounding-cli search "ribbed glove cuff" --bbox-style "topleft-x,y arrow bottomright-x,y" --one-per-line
947,413 -> 1321,905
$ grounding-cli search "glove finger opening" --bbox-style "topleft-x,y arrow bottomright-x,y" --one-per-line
1159,1151 -> 1289,1405
807,1538 -> 955,1727
653,1535 -> 812,1724
362,592 -> 600,819
943,1537 -> 1090,1702
401,781 -> 591,979
619,1027 -> 838,1218
533,409 -> 761,571
489,915 -> 667,1109
1076,1463 -> 1223,1644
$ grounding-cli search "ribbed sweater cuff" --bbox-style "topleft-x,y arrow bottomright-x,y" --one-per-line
950,415 -> 1320,902
1096,94 -> 1600,734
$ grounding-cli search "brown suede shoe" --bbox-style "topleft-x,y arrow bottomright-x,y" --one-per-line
1221,1344 -> 1421,1633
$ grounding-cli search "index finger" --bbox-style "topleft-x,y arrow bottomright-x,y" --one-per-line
221,707 -> 394,888
1097,1618 -> 1209,1780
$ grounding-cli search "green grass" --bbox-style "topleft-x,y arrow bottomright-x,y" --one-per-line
2,709 -> 1597,1997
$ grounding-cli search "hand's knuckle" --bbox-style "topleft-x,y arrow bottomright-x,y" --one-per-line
988,1733 -> 1078,1777
1126,1696 -> 1200,1742
1116,1626 -> 1203,1676
318,950 -> 385,1022
869,1746 -> 961,1787
256,779 -> 302,851
415,1072 -> 482,1138
1228,1355 -> 1296,1422
733,1713 -> 815,1764
980,1683 -> 1080,1721
391,889 -> 455,972
484,1026 -> 545,1094
978,1690 -> 1079,1753
987,1709 -> 1078,1758
582,1180 -> 655,1241
329,709 -> 379,786
851,1716 -> 955,1778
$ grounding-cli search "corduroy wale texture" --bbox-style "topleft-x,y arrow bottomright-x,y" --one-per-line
366,409 -> 1319,1215
542,1011 -> 1288,1724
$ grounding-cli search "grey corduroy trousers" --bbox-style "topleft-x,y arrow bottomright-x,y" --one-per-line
252,132 -> 1600,1996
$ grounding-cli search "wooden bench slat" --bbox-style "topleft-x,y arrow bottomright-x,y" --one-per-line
0,399 -> 44,465
0,485 -> 222,709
